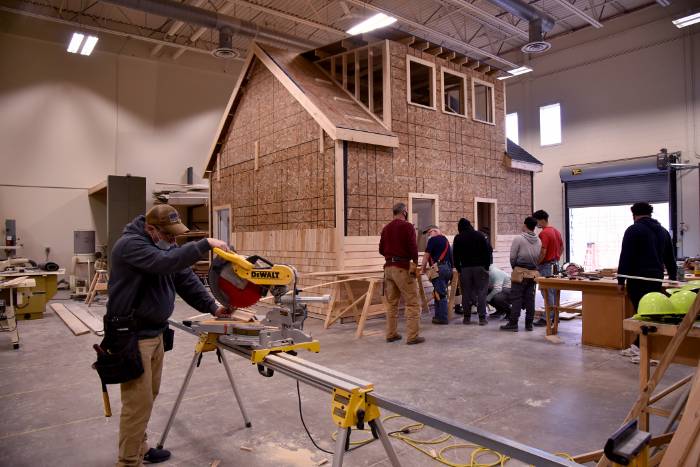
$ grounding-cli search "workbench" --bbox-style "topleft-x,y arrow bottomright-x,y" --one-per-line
623,318 -> 700,432
536,277 -> 635,349
0,269 -> 64,319
0,276 -> 35,349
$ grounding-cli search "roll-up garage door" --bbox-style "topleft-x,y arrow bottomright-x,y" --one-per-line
566,172 -> 669,208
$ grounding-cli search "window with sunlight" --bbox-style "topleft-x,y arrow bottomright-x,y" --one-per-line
506,112 -> 518,144
540,103 -> 561,146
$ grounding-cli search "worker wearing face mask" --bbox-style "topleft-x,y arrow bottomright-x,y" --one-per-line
107,204 -> 230,467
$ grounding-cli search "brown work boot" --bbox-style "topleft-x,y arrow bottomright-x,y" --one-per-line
406,336 -> 425,345
386,334 -> 402,342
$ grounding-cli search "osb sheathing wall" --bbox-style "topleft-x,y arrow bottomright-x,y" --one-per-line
211,60 -> 336,233
210,60 -> 338,314
344,41 -> 532,238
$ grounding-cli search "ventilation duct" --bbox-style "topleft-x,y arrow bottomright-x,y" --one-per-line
484,0 -> 555,53
213,27 -> 237,59
100,0 -> 316,51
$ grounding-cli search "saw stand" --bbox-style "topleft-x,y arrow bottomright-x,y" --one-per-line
157,331 -> 252,450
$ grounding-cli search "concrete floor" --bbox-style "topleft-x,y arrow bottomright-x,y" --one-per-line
0,293 -> 693,467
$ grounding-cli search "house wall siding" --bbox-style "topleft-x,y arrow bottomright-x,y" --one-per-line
343,41 -> 532,237
211,60 -> 336,233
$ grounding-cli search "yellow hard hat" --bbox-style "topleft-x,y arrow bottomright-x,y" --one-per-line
669,290 -> 697,315
638,292 -> 675,316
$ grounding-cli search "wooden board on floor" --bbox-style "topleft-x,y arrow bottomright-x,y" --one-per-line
65,303 -> 104,335
49,303 -> 90,336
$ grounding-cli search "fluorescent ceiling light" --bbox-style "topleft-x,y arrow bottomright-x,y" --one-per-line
498,66 -> 533,80
347,13 -> 397,35
67,32 -> 84,53
80,36 -> 99,56
508,66 -> 533,76
673,12 -> 700,28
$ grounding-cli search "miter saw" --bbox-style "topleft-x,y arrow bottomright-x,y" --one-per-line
184,247 -> 329,364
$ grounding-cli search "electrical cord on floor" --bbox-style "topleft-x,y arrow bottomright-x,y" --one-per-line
296,381 -> 334,455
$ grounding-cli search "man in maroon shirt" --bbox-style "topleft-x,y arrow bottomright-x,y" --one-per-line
379,202 -> 424,345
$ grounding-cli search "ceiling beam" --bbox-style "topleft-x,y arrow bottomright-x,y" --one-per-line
343,0 -> 517,68
549,0 -> 603,28
225,0 -> 348,36
151,0 -> 206,56
439,0 -> 528,40
0,4 -> 243,59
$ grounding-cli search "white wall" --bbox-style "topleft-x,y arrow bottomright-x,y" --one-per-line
0,30 -> 238,269
505,2 -> 700,258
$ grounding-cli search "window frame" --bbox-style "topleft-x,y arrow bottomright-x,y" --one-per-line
471,77 -> 496,125
212,205 -> 231,244
440,68 -> 468,118
474,197 -> 498,248
406,55 -> 436,110
539,102 -> 562,147
408,192 -> 439,252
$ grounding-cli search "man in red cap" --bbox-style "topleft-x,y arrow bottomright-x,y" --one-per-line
108,204 -> 230,466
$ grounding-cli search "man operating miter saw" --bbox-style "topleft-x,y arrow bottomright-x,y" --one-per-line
105,204 -> 230,466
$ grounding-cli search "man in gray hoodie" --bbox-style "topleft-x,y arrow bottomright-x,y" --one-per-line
501,217 -> 541,332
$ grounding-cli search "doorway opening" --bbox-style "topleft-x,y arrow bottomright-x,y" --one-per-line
474,198 -> 497,248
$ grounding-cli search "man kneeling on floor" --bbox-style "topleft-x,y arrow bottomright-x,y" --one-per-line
487,265 -> 511,320
421,225 -> 453,325
501,217 -> 541,332
108,205 -> 231,466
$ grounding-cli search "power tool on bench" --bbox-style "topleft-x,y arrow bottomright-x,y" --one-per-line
183,247 -> 329,364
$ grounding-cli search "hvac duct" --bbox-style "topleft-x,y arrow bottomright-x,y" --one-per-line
484,0 -> 555,53
100,0 -> 317,51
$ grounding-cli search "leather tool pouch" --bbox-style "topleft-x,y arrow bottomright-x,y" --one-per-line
511,266 -> 539,284
427,263 -> 440,280
93,314 -> 144,385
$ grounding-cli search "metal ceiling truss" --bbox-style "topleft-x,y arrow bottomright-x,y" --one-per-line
2,0 -> 652,65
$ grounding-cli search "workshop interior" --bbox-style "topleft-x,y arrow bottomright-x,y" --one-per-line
1,0 -> 700,466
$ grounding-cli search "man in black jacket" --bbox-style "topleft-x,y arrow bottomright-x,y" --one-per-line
108,204 -> 229,466
617,202 -> 677,311
452,218 -> 493,325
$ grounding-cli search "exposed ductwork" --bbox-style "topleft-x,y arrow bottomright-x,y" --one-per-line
100,0 -> 317,52
483,0 -> 556,54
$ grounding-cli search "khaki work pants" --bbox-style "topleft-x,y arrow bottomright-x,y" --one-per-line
117,335 -> 164,467
384,266 -> 421,342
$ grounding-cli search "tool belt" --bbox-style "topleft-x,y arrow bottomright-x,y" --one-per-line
427,240 -> 450,281
388,256 -> 411,263
511,266 -> 540,284
92,314 -> 144,385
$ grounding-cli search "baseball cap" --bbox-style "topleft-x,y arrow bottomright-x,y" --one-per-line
145,204 -> 189,236
422,225 -> 439,235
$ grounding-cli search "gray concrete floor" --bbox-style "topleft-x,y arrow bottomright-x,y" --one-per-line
0,293 -> 693,467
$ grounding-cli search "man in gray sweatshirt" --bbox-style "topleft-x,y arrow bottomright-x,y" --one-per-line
501,217 -> 541,332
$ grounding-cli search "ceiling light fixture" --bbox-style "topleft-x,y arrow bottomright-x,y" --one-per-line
498,66 -> 533,80
67,32 -> 99,55
67,32 -> 84,53
673,12 -> 700,28
80,36 -> 99,56
346,13 -> 397,35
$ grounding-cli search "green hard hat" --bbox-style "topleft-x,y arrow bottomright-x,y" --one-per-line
670,290 -> 697,314
681,284 -> 700,293
666,288 -> 683,294
638,292 -> 675,316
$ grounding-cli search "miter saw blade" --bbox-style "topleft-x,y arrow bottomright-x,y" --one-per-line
209,255 -> 263,309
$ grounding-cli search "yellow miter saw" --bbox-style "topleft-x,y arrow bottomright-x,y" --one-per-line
184,247 -> 329,365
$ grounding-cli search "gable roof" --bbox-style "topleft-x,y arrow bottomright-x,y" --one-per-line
504,139 -> 543,173
204,42 -> 398,175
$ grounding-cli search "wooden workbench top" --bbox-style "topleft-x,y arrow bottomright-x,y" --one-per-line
0,269 -> 65,277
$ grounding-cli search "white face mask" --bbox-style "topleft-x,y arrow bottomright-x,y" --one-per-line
156,239 -> 174,250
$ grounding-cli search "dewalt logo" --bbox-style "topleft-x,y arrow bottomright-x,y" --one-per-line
251,270 -> 280,279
